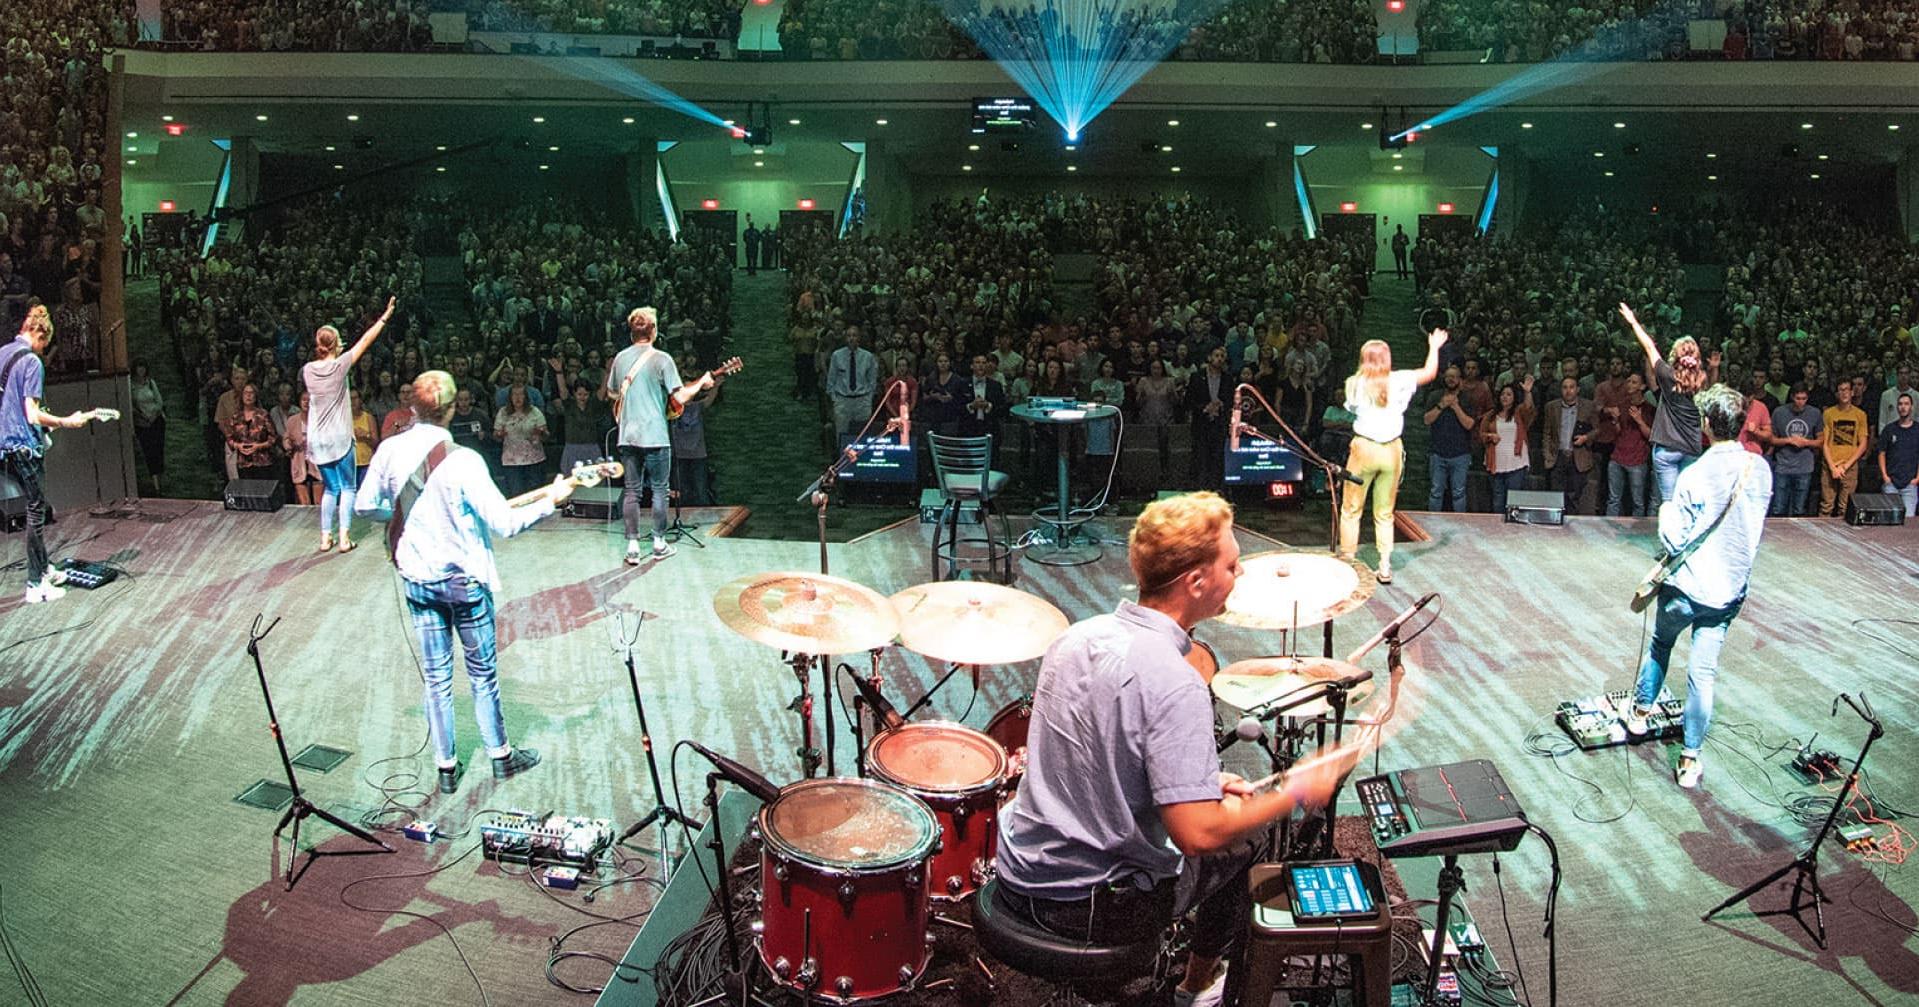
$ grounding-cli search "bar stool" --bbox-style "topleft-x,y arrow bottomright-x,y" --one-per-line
928,432 -> 1014,583
1230,862 -> 1394,1007
972,878 -> 1163,1006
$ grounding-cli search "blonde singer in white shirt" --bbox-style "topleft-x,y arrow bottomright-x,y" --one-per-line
1339,329 -> 1447,583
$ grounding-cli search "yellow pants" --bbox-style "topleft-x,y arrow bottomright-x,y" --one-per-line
1339,435 -> 1404,561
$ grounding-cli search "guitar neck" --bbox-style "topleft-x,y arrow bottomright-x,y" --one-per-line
507,479 -> 573,509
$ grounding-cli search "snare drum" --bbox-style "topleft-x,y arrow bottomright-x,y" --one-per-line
866,722 -> 1008,900
756,778 -> 938,1002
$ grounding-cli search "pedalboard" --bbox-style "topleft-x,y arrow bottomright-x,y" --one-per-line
1555,689 -> 1683,749
479,811 -> 614,870
1789,748 -> 1843,783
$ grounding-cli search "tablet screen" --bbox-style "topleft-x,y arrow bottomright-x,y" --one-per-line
1288,863 -> 1375,920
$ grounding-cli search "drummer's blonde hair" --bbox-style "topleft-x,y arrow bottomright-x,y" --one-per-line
1131,492 -> 1234,598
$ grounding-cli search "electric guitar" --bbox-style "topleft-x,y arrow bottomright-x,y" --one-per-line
35,408 -> 120,453
506,458 -> 625,509
666,357 -> 743,421
1627,457 -> 1757,613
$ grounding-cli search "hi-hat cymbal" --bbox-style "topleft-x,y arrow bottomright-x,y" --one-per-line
890,581 -> 1069,666
714,571 -> 900,654
1211,655 -> 1376,719
1215,551 -> 1375,631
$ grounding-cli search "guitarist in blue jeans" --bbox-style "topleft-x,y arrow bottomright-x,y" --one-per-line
1622,384 -> 1772,790
2,306 -> 115,604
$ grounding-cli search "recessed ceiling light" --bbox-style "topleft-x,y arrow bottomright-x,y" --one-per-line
1161,145 -> 1173,152
788,118 -> 801,125
333,164 -> 344,170
755,160 -> 765,167
1603,171 -> 1614,177
161,114 -> 173,122
1891,124 -> 1902,131
1394,164 -> 1404,171
1171,165 -> 1181,172
436,145 -> 447,151
325,145 -> 336,151
126,146 -> 136,153
126,131 -> 137,138
753,148 -> 764,155
1817,154 -> 1829,160
623,116 -> 635,124
1064,144 -> 1076,151
435,166 -> 446,172
533,116 -> 546,123
539,164 -> 550,170
875,118 -> 888,125
1418,122 -> 1433,131
1613,121 -> 1626,129
255,114 -> 268,122
1361,122 -> 1374,130
1391,152 -> 1402,159
967,144 -> 979,151
1707,174 -> 1718,181
126,159 -> 137,165
347,114 -> 359,122
1265,121 -> 1277,128
1801,122 -> 1813,130
962,165 -> 972,171
1810,173 -> 1821,179
548,145 -> 560,151
1706,152 -> 1717,159
1520,122 -> 1534,129
1594,151 -> 1604,158
1167,119 -> 1180,127
1067,165 -> 1077,172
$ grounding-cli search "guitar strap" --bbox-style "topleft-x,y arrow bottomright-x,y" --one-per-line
1667,455 -> 1757,569
387,440 -> 453,565
611,346 -> 659,421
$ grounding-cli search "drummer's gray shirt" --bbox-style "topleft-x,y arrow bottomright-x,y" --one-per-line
995,601 -> 1223,897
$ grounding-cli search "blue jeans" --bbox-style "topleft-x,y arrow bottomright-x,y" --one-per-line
1771,470 -> 1812,517
1491,468 -> 1528,513
1651,445 -> 1693,509
1885,482 -> 1918,519
2,448 -> 49,585
1428,453 -> 1469,511
620,444 -> 673,539
316,452 -> 356,536
1606,459 -> 1648,516
403,576 -> 508,765
1634,585 -> 1743,757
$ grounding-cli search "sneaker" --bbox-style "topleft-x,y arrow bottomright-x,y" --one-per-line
45,567 -> 68,587
624,540 -> 643,566
1620,704 -> 1652,738
1677,756 -> 1703,790
492,747 -> 541,780
23,581 -> 66,604
1375,559 -> 1393,584
651,538 -> 676,560
1171,964 -> 1228,1007
437,761 -> 465,795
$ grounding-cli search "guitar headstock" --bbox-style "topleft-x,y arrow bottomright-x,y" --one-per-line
712,357 -> 744,379
91,408 -> 122,423
570,457 -> 626,488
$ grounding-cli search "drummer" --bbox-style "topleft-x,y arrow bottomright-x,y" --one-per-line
993,492 -> 1354,1005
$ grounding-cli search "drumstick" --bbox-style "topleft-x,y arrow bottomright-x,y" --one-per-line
1242,726 -> 1381,794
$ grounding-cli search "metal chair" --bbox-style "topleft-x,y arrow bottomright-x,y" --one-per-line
927,432 -> 1014,583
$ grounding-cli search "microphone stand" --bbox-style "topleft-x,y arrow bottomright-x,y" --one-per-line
613,610 -> 702,861
1234,383 -> 1361,556
795,383 -> 903,577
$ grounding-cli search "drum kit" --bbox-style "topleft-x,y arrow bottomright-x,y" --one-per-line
706,550 -> 1411,1003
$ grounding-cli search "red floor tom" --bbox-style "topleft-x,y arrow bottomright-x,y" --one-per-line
866,721 -> 1007,900
755,778 -> 937,1002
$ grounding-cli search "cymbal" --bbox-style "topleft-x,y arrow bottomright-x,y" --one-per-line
713,571 -> 900,654
1215,551 -> 1375,631
890,582 -> 1069,666
1211,655 -> 1376,719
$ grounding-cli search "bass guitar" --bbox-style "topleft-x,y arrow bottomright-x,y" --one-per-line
506,457 -> 625,509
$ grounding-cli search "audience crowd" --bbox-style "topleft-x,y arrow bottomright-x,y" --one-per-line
148,190 -> 734,507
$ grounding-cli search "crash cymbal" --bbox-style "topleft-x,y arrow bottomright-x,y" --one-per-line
1211,655 -> 1376,719
890,581 -> 1069,666
714,571 -> 900,655
1215,551 -> 1375,631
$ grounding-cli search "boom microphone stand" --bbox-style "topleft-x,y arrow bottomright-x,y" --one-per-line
794,383 -> 906,577
1233,383 -> 1364,554
612,609 -> 702,860
247,615 -> 391,890
1703,691 -> 1885,948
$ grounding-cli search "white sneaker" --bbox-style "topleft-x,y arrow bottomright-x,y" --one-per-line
1677,756 -> 1703,790
624,540 -> 643,566
1621,704 -> 1652,738
1171,965 -> 1228,1007
45,567 -> 68,587
1376,558 -> 1393,584
651,537 -> 676,560
24,581 -> 66,604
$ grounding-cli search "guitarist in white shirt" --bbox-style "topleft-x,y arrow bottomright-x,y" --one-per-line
355,371 -> 575,793
1,306 -> 117,604
1621,384 -> 1772,791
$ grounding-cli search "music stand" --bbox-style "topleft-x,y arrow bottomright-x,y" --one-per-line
246,615 -> 391,890
1703,691 -> 1884,948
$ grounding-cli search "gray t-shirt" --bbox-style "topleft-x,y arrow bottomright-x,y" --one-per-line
1771,403 -> 1823,476
605,343 -> 682,449
301,357 -> 354,465
996,601 -> 1222,897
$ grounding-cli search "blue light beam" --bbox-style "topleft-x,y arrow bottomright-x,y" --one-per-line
938,0 -> 1236,141
539,58 -> 734,132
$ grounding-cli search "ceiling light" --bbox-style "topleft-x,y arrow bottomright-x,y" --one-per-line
347,114 -> 359,122
1171,166 -> 1181,172
755,160 -> 765,167
968,144 -> 979,151
1391,152 -> 1402,159
1161,145 -> 1173,152
1520,122 -> 1534,129
325,145 -> 336,151
126,131 -> 137,138
162,114 -> 173,122
333,164 -> 344,170
1810,173 -> 1821,179
533,116 -> 546,123
1265,121 -> 1277,128
623,117 -> 635,124
436,145 -> 447,151
1167,119 -> 1180,126
753,148 -> 764,155
1707,174 -> 1718,181
1418,122 -> 1433,131
1801,122 -> 1813,130
548,145 -> 560,151
126,147 -> 135,153
539,164 -> 550,170
1603,171 -> 1614,177
1613,121 -> 1626,129
1393,164 -> 1404,171
875,118 -> 888,125
1706,152 -> 1717,159
436,166 -> 446,172
962,165 -> 972,171
1361,122 -> 1374,130
1817,154 -> 1829,160
1891,124 -> 1902,131
126,159 -> 137,165
255,114 -> 268,122
1067,165 -> 1077,172
1594,151 -> 1604,158
1064,144 -> 1076,151
789,118 -> 801,125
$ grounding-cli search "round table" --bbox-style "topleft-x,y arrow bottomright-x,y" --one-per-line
1009,401 -> 1119,566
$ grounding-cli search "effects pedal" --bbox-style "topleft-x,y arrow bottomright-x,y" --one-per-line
1789,748 -> 1843,783
1554,688 -> 1682,749
402,820 -> 439,843
479,810 -> 614,869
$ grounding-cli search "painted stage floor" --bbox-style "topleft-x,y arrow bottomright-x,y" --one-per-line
0,501 -> 1915,1005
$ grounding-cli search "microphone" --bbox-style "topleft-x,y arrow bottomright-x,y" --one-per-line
1229,389 -> 1243,451
850,673 -> 906,731
1333,466 -> 1365,486
1217,715 -> 1265,753
685,742 -> 782,805
1344,592 -> 1440,665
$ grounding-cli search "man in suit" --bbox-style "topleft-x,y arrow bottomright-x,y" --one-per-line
1542,375 -> 1597,513
742,219 -> 761,275
959,353 -> 1007,440
1188,346 -> 1231,488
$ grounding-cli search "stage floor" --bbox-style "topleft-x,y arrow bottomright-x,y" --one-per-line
1,502 -> 1916,1005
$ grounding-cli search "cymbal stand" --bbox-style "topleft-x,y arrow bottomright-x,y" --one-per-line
902,662 -> 980,722
785,651 -> 823,778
